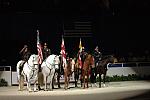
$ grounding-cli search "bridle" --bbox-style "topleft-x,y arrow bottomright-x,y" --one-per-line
45,55 -> 60,70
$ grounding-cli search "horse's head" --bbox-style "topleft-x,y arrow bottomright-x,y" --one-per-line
28,54 -> 39,66
53,55 -> 60,69
86,54 -> 95,68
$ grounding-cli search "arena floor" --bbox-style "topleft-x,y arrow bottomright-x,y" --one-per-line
0,81 -> 150,100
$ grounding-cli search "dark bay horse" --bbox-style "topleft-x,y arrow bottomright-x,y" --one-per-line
96,55 -> 114,88
82,53 -> 95,88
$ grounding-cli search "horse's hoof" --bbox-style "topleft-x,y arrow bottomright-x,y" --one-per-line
34,90 -> 38,92
29,90 -> 32,92
82,87 -> 85,89
67,87 -> 70,89
38,86 -> 42,91
18,89 -> 23,91
64,87 -> 67,90
44,89 -> 48,91
102,84 -> 106,87
49,89 -> 53,91
58,86 -> 61,88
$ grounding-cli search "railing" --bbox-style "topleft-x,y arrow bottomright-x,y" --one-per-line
0,66 -> 12,86
107,62 -> 150,77
108,62 -> 150,67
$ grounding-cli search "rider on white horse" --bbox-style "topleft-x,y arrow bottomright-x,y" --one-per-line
19,44 -> 31,74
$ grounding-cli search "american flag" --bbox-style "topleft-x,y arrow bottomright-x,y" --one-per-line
37,30 -> 43,64
60,36 -> 66,68
78,38 -> 82,68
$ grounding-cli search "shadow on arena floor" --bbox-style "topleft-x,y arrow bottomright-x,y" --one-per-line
122,90 -> 150,100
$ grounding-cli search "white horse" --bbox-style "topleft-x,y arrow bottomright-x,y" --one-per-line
41,54 -> 60,91
16,54 -> 39,92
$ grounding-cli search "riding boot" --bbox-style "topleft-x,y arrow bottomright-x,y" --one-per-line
19,61 -> 25,75
38,68 -> 43,91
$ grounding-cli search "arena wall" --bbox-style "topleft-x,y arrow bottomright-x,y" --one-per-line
1,63 -> 150,86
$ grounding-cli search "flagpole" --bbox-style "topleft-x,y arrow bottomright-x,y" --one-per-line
60,35 -> 63,73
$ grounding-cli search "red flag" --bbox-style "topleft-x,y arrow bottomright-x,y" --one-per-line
37,30 -> 43,64
60,36 -> 66,68
78,52 -> 82,69
78,38 -> 82,68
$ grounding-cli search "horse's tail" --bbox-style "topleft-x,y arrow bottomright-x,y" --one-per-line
17,60 -> 24,76
16,60 -> 22,82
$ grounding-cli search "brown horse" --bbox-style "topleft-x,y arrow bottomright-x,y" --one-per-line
64,57 -> 74,90
82,53 -> 95,88
96,55 -> 114,88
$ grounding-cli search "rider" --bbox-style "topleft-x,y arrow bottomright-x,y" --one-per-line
19,44 -> 31,72
93,46 -> 102,66
80,47 -> 87,67
91,45 -> 102,85
80,47 -> 87,84
42,42 -> 51,60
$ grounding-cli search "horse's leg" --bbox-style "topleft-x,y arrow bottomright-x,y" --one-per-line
67,76 -> 70,89
64,71 -> 67,90
44,75 -> 48,91
76,68 -> 80,87
52,71 -> 56,89
52,74 -> 55,89
99,74 -> 101,88
74,70 -> 78,87
66,76 -> 68,89
94,67 -> 97,83
18,75 -> 21,91
27,78 -> 32,92
33,81 -> 37,92
25,75 -> 30,91
49,68 -> 55,91
87,71 -> 89,88
80,69 -> 83,88
94,67 -> 98,87
83,71 -> 86,89
103,73 -> 106,87
38,72 -> 43,90
57,70 -> 61,88
18,75 -> 24,91
33,75 -> 38,92
90,68 -> 94,87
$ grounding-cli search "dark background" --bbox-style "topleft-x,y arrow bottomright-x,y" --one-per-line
0,0 -> 150,70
